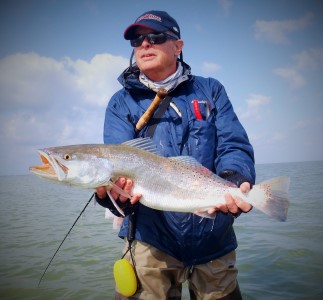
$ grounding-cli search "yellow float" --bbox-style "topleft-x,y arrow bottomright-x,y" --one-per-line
113,258 -> 137,297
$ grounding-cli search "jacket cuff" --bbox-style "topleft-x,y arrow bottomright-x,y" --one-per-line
219,169 -> 252,188
95,193 -> 138,217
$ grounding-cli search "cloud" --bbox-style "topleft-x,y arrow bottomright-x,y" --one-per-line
293,48 -> 323,70
292,117 -> 323,131
70,54 -> 128,106
273,67 -> 305,89
239,93 -> 271,120
201,62 -> 221,75
273,47 -> 323,89
217,0 -> 233,15
253,116 -> 323,164
0,52 -> 128,110
269,132 -> 287,142
0,52 -> 128,175
254,12 -> 314,44
0,53 -> 70,111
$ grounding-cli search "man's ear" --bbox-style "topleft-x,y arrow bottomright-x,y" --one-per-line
175,40 -> 184,56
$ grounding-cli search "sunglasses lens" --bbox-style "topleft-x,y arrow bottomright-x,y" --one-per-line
130,33 -> 174,47
148,33 -> 167,44
130,35 -> 145,47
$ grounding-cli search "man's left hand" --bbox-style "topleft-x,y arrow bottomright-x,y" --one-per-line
208,182 -> 252,215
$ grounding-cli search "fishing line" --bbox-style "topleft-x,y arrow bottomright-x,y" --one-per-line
38,193 -> 95,287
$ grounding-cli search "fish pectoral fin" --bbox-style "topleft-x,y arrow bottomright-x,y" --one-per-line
108,181 -> 133,200
105,180 -> 134,218
193,210 -> 217,219
106,190 -> 125,217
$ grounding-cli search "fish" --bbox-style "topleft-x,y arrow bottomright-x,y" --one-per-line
30,138 -> 290,221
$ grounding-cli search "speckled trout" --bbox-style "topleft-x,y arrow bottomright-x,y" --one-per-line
30,138 -> 290,221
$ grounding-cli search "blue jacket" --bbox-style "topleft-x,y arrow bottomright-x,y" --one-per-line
100,62 -> 255,266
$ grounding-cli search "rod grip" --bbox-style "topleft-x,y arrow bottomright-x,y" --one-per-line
127,212 -> 136,243
135,88 -> 168,132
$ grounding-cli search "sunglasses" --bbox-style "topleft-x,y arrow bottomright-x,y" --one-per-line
130,32 -> 178,47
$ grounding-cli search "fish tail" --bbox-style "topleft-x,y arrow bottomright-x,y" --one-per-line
252,177 -> 290,221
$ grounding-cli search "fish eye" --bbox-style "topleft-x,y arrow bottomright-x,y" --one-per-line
63,154 -> 72,160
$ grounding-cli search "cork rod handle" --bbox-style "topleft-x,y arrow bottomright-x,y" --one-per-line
135,88 -> 168,132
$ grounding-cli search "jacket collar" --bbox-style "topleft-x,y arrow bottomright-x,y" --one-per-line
118,61 -> 192,93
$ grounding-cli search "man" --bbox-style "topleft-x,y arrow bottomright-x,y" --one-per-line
96,10 -> 255,300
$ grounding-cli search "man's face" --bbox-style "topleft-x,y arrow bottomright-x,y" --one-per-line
133,27 -> 183,81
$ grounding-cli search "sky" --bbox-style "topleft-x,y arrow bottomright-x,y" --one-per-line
0,0 -> 323,176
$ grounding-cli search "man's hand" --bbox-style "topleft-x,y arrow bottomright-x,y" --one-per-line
95,177 -> 142,204
208,182 -> 252,215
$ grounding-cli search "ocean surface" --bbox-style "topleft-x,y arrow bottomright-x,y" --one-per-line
0,161 -> 322,300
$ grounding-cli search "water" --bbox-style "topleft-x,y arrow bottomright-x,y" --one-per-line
0,161 -> 322,299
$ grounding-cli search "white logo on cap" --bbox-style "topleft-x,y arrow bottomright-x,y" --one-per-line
136,14 -> 162,23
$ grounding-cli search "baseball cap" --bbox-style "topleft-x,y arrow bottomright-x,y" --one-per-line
124,10 -> 181,40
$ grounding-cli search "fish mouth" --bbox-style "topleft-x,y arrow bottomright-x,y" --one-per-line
29,150 -> 68,181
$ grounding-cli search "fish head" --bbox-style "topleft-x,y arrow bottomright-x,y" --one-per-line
29,145 -> 114,188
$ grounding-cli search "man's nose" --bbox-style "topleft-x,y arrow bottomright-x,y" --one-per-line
141,37 -> 152,47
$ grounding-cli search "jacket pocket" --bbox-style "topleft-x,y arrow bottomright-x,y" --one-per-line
188,118 -> 217,170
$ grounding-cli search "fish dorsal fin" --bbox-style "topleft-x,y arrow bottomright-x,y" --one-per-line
122,138 -> 161,155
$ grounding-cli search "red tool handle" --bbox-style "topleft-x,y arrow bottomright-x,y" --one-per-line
192,100 -> 203,120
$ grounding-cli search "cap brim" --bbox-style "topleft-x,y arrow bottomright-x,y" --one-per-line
124,24 -> 154,40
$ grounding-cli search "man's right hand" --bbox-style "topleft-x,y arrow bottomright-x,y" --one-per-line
95,177 -> 142,204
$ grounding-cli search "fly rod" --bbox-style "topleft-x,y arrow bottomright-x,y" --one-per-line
38,193 -> 94,287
